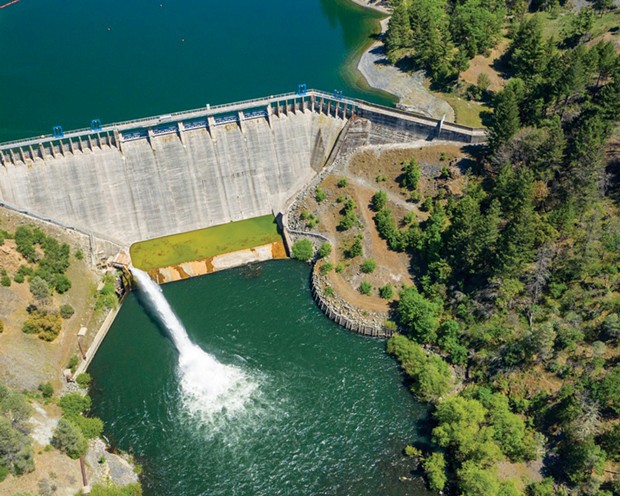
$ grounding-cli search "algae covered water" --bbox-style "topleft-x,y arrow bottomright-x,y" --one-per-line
89,261 -> 432,496
0,0 -> 390,142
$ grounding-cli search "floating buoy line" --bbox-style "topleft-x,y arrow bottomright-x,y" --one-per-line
0,0 -> 22,9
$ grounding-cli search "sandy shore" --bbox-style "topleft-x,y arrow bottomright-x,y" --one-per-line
353,7 -> 456,121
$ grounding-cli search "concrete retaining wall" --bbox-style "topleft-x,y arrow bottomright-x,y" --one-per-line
310,270 -> 394,339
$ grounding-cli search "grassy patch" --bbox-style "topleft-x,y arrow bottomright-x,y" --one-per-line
540,10 -> 620,41
130,215 -> 282,271
434,92 -> 491,128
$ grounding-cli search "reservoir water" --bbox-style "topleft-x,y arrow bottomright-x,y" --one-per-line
0,0 -> 392,142
90,261 -> 431,495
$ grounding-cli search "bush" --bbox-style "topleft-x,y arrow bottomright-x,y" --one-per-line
22,311 -> 62,341
51,418 -> 87,459
376,174 -> 387,183
29,276 -> 50,302
314,187 -> 326,203
0,270 -> 10,287
336,195 -> 345,203
67,354 -> 79,373
95,275 -> 118,311
338,199 -> 359,231
402,159 -> 421,190
0,320 -> 3,333
90,482 -> 143,496
361,259 -> 377,274
0,417 -> 34,475
292,239 -> 314,262
324,287 -> 335,298
59,304 -> 75,319
421,197 -> 433,212
359,281 -> 372,295
53,274 -> 71,294
38,382 -> 54,399
74,248 -> 84,261
13,273 -> 24,284
335,263 -> 344,273
59,393 -> 91,418
74,415 -> 103,440
379,284 -> 394,299
337,178 -> 348,188
317,242 -> 332,259
76,373 -> 91,388
371,190 -> 388,212
345,237 -> 363,259
320,262 -> 333,275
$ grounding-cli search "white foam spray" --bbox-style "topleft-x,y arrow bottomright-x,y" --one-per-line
130,268 -> 258,424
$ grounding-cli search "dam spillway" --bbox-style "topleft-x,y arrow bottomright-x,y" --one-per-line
0,90 -> 486,246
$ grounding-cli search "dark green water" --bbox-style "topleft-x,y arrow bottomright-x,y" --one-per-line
89,261 -> 431,495
0,0 -> 392,142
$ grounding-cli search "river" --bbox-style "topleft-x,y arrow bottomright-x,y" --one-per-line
89,261 -> 431,495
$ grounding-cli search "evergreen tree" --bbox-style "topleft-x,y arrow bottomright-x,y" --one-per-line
489,80 -> 523,151
508,16 -> 549,78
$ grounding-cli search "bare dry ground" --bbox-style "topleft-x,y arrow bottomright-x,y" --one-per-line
0,209 -> 100,391
294,143 -> 473,316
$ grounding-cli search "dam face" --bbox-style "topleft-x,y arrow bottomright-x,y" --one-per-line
0,110 -> 343,245
0,91 -> 485,246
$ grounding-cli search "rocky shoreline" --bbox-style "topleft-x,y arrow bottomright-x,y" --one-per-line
353,3 -> 456,121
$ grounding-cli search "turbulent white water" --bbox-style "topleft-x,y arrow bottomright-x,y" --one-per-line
131,268 -> 258,423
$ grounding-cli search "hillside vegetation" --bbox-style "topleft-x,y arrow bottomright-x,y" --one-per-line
372,1 -> 620,494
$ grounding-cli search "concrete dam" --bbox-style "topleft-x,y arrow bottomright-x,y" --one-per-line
0,90 -> 486,247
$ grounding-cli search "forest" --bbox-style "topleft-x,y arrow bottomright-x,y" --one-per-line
379,0 -> 620,494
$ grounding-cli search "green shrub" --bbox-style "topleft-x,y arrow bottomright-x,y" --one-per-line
379,284 -> 394,299
0,320 -> 3,333
421,197 -> 433,212
38,382 -> 54,399
337,178 -> 348,188
360,259 -> 377,273
376,174 -> 388,183
336,195 -> 345,203
22,310 -> 62,341
59,393 -> 91,418
67,354 -> 79,373
75,248 -> 84,261
29,276 -> 50,302
59,304 -> 75,319
335,263 -> 344,273
53,274 -> 71,294
320,262 -> 334,275
314,187 -> 326,203
292,239 -> 314,262
324,287 -> 335,298
402,159 -> 421,190
318,242 -> 332,259
51,418 -> 87,459
74,415 -> 103,440
338,199 -> 359,231
76,373 -> 92,388
95,275 -> 118,311
345,237 -> 363,259
89,482 -> 143,496
0,270 -> 10,287
439,166 -> 451,179
359,281 -> 372,295
13,273 -> 24,284
371,191 -> 388,212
